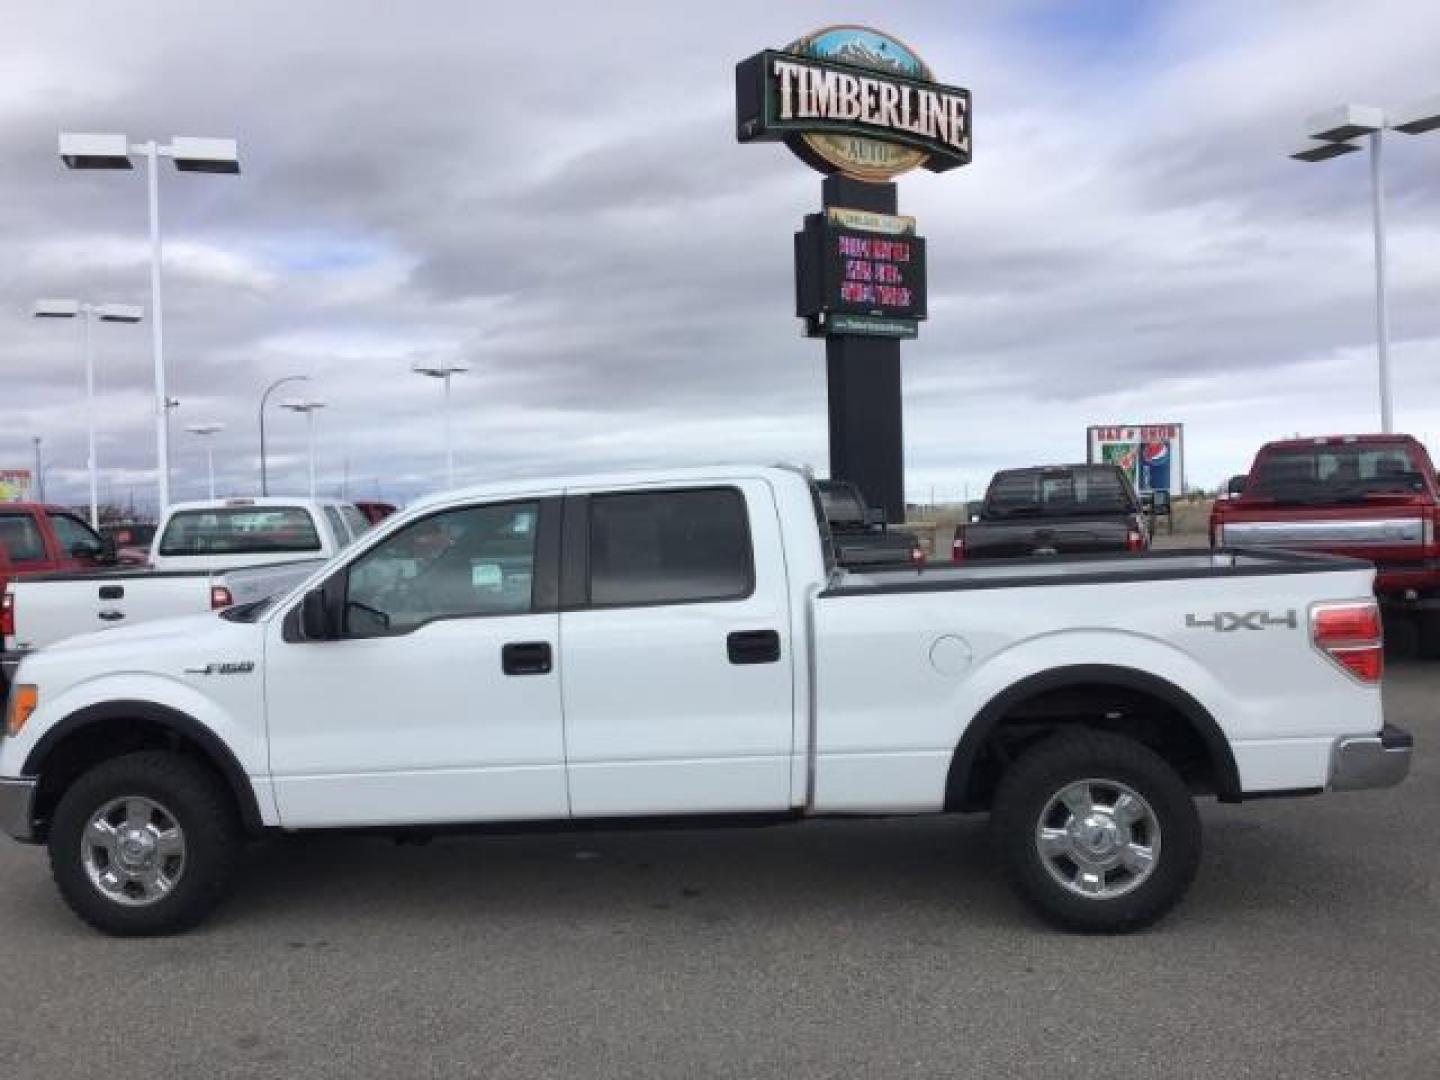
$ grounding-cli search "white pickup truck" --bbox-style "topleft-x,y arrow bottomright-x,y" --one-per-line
2,497 -> 368,670
0,466 -> 1411,936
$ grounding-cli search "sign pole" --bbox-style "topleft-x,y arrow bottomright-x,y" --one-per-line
822,175 -> 905,523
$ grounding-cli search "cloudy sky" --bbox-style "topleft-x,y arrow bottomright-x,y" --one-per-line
3,0 -> 1439,511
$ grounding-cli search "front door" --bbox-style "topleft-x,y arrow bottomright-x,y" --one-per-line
265,497 -> 568,827
559,483 -> 796,817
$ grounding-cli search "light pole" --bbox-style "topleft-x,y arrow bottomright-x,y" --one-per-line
32,437 -> 44,503
259,375 -> 310,496
411,359 -> 469,489
33,299 -> 143,528
1291,96 -> 1440,434
185,422 -> 225,500
59,132 -> 240,512
279,399 -> 327,497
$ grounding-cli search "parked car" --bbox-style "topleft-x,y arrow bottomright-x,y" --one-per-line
352,500 -> 398,525
0,504 -> 115,595
1210,433 -> 1440,649
2,498 -> 366,680
815,479 -> 923,567
100,522 -> 156,566
954,464 -> 1148,561
0,465 -> 1409,936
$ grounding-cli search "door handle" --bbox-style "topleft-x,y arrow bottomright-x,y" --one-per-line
502,641 -> 552,676
99,585 -> 124,601
727,629 -> 781,665
98,610 -> 126,622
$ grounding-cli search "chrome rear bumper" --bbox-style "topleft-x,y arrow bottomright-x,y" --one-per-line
1330,724 -> 1414,791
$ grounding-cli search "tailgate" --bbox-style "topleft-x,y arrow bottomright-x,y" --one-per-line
966,519 -> 1130,558
8,574 -> 208,651
1219,511 -> 1425,564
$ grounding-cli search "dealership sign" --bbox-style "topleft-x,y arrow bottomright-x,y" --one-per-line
796,207 -> 927,337
0,470 -> 33,503
736,26 -> 971,182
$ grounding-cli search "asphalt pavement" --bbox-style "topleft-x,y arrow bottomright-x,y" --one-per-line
1,664 -> 1436,1079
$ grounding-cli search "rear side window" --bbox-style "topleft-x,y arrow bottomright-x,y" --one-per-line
50,514 -> 104,558
588,488 -> 753,607
158,507 -> 321,556
0,515 -> 45,562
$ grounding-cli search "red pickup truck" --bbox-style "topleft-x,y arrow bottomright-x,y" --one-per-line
0,504 -> 114,680
1211,434 -> 1440,645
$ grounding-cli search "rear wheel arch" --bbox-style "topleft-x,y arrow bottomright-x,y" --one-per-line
22,701 -> 263,838
945,664 -> 1242,811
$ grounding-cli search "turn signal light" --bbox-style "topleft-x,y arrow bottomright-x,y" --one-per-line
1,590 -> 13,638
6,684 -> 38,737
210,586 -> 234,610
1312,601 -> 1383,684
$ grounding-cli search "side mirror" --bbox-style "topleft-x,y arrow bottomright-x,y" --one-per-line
1226,474 -> 1247,498
863,506 -> 887,530
1150,490 -> 1172,514
300,588 -> 334,640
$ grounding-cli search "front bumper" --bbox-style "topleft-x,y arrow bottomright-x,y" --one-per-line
1330,724 -> 1414,791
0,776 -> 39,843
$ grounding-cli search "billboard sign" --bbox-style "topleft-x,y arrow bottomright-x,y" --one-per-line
1087,424 -> 1184,495
0,469 -> 34,502
795,207 -> 927,337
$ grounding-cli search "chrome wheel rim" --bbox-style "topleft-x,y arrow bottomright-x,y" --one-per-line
1035,779 -> 1160,900
81,796 -> 187,907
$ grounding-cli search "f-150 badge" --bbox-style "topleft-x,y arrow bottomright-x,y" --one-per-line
1185,611 -> 1297,632
184,661 -> 256,675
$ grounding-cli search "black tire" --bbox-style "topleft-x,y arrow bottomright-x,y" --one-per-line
48,751 -> 241,936
992,730 -> 1201,933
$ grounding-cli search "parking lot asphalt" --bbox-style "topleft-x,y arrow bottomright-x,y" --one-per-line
1,665 -> 1436,1080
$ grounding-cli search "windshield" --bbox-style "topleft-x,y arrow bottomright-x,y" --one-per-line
1247,445 -> 1428,504
158,507 -> 321,557
984,468 -> 1136,518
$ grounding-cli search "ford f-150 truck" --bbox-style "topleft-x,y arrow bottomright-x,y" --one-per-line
955,464 -> 1148,561
1,498 -> 366,680
1211,434 -> 1440,648
0,466 -> 1411,937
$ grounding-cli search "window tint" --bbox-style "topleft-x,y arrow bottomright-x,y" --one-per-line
323,505 -> 349,547
340,505 -> 370,539
158,507 -> 321,556
588,488 -> 751,607
50,514 -> 103,558
984,468 -> 1136,518
1251,445 -> 1427,501
0,515 -> 45,562
344,502 -> 538,636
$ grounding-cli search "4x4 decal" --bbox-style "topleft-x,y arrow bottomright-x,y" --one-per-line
1185,610 -> 1297,632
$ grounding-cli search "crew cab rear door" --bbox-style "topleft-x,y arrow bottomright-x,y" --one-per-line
558,481 -> 795,816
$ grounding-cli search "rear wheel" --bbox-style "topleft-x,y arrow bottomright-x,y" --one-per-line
993,731 -> 1200,932
48,751 -> 241,936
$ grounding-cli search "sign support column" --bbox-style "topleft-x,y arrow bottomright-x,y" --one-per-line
822,176 -> 905,523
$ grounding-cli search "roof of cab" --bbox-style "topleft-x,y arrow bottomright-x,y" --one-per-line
162,496 -> 356,513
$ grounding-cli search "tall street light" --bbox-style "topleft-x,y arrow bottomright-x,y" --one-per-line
185,422 -> 225,500
58,131 -> 240,512
279,399 -> 327,497
412,359 -> 469,489
33,299 -> 144,528
259,375 -> 310,496
32,437 -> 44,503
1291,96 -> 1440,434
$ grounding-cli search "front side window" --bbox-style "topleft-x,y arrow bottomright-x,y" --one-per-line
158,507 -> 321,557
588,488 -> 752,607
344,502 -> 539,636
50,514 -> 104,558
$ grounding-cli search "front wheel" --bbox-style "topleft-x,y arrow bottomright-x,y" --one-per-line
992,731 -> 1201,932
48,751 -> 241,936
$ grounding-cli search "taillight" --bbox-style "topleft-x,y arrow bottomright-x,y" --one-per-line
1126,528 -> 1144,553
1312,601 -> 1383,684
210,585 -> 234,610
951,533 -> 965,563
1,590 -> 13,638
910,544 -> 926,567
1424,508 -> 1437,552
